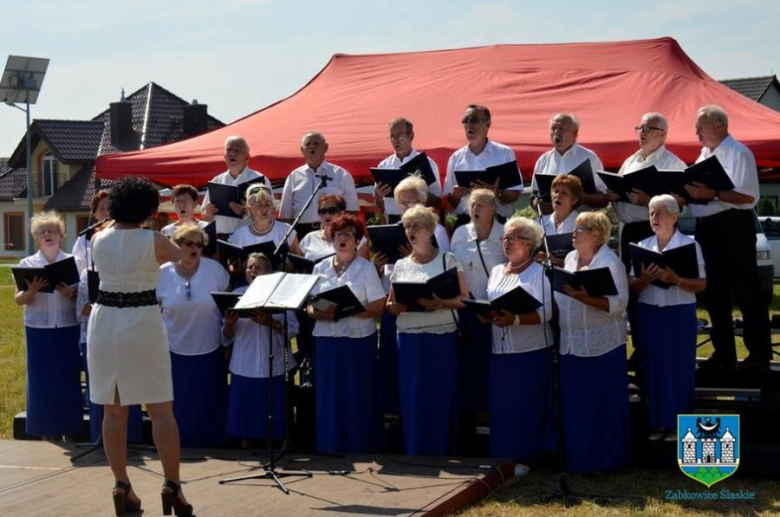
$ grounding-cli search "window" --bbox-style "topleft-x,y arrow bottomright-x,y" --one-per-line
42,154 -> 58,197
4,212 -> 25,251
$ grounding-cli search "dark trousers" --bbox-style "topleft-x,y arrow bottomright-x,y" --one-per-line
696,209 -> 772,364
294,222 -> 321,240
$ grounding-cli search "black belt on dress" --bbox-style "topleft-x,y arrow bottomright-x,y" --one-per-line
96,290 -> 158,308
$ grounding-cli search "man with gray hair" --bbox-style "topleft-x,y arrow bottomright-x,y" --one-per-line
612,112 -> 686,270
202,136 -> 273,237
531,113 -> 610,212
373,117 -> 441,224
685,105 -> 771,371
279,132 -> 358,238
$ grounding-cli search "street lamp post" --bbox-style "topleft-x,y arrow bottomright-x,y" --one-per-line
1,55 -> 50,254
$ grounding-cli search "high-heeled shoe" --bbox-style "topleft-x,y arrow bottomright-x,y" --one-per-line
161,479 -> 194,516
112,480 -> 142,516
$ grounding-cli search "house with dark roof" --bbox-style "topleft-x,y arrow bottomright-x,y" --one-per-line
0,82 -> 223,257
720,75 -> 780,113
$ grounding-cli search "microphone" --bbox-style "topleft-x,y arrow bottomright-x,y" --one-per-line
316,175 -> 330,187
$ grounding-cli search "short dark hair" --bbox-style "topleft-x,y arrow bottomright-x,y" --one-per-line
389,117 -> 414,134
171,184 -> 198,202
109,177 -> 160,224
467,104 -> 491,121
91,189 -> 111,213
330,213 -> 364,241
318,194 -> 346,211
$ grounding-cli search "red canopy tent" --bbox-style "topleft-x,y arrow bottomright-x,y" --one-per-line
96,37 -> 780,187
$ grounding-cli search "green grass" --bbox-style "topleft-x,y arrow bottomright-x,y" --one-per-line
459,464 -> 780,516
0,265 -> 26,439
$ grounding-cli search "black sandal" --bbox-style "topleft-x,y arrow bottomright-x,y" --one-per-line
112,480 -> 141,516
161,479 -> 194,516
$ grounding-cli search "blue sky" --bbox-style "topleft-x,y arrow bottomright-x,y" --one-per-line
1,0 -> 777,157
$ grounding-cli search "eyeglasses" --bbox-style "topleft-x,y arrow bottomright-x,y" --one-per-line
573,225 -> 594,234
403,223 -> 426,232
500,234 -> 530,244
37,228 -> 60,236
388,132 -> 409,140
318,206 -> 340,215
461,116 -> 488,124
635,125 -> 664,133
183,240 -> 204,248
333,230 -> 355,239
185,279 -> 192,301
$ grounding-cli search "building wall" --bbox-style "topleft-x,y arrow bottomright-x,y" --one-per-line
759,86 -> 780,113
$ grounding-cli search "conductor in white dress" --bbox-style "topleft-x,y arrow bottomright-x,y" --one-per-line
87,177 -> 193,517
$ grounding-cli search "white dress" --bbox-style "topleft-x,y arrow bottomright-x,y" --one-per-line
87,228 -> 173,405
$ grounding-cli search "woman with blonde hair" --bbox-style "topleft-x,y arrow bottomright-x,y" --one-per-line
15,211 -> 83,439
157,223 -> 230,447
556,211 -> 630,472
387,205 -> 468,455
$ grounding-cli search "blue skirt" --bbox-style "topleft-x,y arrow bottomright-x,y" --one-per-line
560,345 -> 631,472
636,303 -> 697,430
226,373 -> 286,440
490,348 -> 552,460
457,307 -> 492,413
25,326 -> 83,437
397,332 -> 458,456
378,312 -> 399,414
170,347 -> 228,447
315,334 -> 378,453
79,342 -> 143,443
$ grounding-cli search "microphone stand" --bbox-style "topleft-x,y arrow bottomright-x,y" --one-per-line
275,175 -> 330,257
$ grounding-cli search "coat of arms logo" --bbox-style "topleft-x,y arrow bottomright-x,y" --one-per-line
678,414 -> 740,487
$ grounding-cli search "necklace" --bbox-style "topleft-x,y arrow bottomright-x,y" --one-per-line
252,219 -> 273,236
504,256 -> 532,274
333,255 -> 354,276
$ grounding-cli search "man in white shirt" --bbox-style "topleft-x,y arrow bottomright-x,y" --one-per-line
685,105 -> 771,371
373,117 -> 441,224
279,132 -> 359,238
612,112 -> 687,270
443,105 -> 524,228
201,136 -> 273,238
531,113 -> 610,213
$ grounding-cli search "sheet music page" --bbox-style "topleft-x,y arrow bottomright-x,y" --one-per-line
267,273 -> 320,309
234,272 -> 285,310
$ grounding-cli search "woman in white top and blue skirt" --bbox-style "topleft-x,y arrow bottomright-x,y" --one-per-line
157,223 -> 230,448
374,177 -> 450,418
14,212 -> 83,439
629,195 -> 706,441
557,211 -> 630,472
387,206 -> 468,455
450,189 -> 506,416
481,217 -> 553,461
223,252 -> 299,443
308,214 -> 386,453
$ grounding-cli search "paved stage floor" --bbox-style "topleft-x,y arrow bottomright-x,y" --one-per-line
0,440 -> 513,516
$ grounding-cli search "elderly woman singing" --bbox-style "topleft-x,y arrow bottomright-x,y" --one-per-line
479,216 -> 553,461
557,211 -> 630,472
387,206 -> 468,455
630,195 -> 706,441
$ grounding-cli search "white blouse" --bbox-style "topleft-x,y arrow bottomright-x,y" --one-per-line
390,251 -> 463,335
18,250 -> 79,329
223,285 -> 299,378
541,210 -> 578,236
228,220 -> 297,249
300,230 -> 368,260
450,221 -> 506,299
161,219 -> 209,238
380,223 -> 450,294
71,234 -> 90,273
487,262 -> 553,354
312,256 -> 386,339
157,258 -> 230,355
632,230 -> 706,307
557,245 -> 629,357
